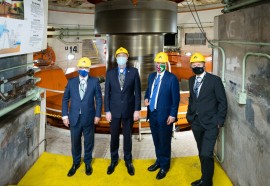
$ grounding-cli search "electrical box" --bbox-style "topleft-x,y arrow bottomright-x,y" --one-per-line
237,91 -> 247,104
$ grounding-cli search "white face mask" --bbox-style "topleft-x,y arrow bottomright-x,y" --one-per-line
116,56 -> 127,66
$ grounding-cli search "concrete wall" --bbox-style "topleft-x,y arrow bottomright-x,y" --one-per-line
0,55 -> 45,185
214,3 -> 270,186
0,101 -> 41,186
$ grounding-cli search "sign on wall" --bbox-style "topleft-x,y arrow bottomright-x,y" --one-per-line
0,0 -> 45,58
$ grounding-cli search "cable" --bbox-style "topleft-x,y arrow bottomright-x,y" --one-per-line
185,1 -> 204,34
185,0 -> 213,46
192,0 -> 207,34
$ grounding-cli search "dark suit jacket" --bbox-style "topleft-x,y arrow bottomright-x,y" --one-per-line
186,72 -> 227,129
62,76 -> 102,126
145,71 -> 180,124
104,67 -> 141,118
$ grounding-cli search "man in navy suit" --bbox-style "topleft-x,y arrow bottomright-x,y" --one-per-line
144,52 -> 180,180
187,53 -> 228,186
62,57 -> 102,177
104,47 -> 141,176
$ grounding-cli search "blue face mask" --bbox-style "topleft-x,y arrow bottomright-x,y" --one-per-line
116,57 -> 127,66
78,69 -> 89,77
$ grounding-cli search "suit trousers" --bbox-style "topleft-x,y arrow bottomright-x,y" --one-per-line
70,114 -> 94,165
191,117 -> 219,186
110,117 -> 133,163
149,110 -> 173,171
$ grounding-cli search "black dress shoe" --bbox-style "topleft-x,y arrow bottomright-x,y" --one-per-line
191,179 -> 203,186
85,164 -> 93,176
107,161 -> 118,175
148,163 -> 160,172
67,164 -> 80,177
125,162 -> 135,176
156,169 -> 167,180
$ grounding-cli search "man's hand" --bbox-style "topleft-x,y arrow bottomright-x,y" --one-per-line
167,116 -> 175,125
133,111 -> 140,121
94,117 -> 100,125
63,118 -> 70,127
144,99 -> 150,106
106,112 -> 112,122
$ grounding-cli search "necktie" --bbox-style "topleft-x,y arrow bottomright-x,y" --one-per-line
194,77 -> 201,98
119,72 -> 125,90
149,75 -> 161,112
80,79 -> 86,99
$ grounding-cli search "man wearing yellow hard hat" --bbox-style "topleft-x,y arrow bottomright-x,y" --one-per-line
144,52 -> 180,180
62,57 -> 102,177
187,52 -> 227,186
104,47 -> 141,176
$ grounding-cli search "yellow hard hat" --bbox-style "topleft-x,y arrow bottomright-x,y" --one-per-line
154,52 -> 168,63
77,57 -> 91,68
190,52 -> 205,63
115,47 -> 129,58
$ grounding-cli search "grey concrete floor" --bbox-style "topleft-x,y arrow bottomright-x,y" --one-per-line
45,125 -> 198,159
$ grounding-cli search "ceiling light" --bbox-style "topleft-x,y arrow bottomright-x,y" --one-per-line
67,53 -> 75,60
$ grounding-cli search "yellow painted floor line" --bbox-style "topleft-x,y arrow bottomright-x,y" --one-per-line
18,152 -> 233,186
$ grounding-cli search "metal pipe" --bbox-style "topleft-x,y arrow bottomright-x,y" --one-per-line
46,107 -> 62,113
214,127 -> 225,163
167,61 -> 171,73
45,88 -> 64,94
237,52 -> 270,104
0,62 -> 34,73
211,40 -> 270,47
25,120 -> 46,156
210,45 -> 226,161
0,69 -> 35,85
223,0 -> 264,13
241,52 -> 270,93
27,138 -> 47,156
209,45 -> 226,87
0,88 -> 44,117
208,45 -> 226,162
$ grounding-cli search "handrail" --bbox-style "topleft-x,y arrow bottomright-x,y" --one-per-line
43,88 -> 64,115
214,127 -> 225,163
46,107 -> 62,113
45,88 -> 64,94
238,52 -> 270,104
241,52 -> 270,93
209,45 -> 226,87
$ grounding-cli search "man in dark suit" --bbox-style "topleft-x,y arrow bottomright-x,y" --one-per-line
187,53 -> 228,186
144,52 -> 180,180
104,47 -> 141,176
62,57 -> 102,177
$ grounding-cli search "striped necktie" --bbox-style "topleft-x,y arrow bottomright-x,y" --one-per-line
119,72 -> 125,90
194,77 -> 201,98
80,79 -> 86,99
